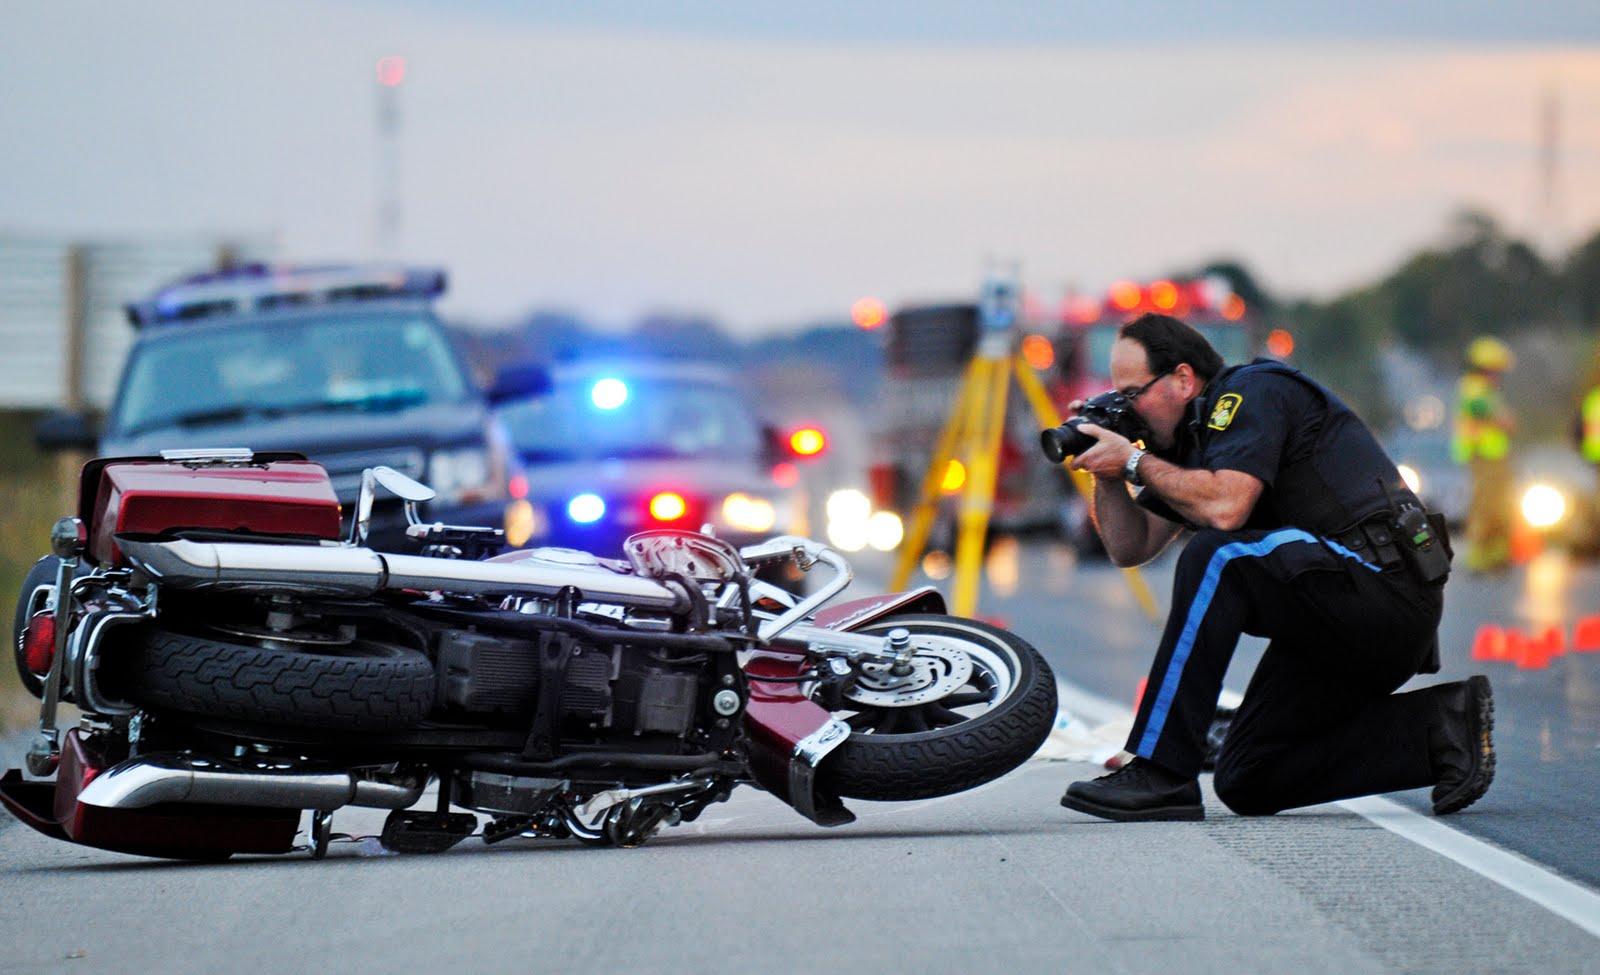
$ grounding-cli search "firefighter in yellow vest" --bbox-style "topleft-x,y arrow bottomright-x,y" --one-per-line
1581,387 -> 1600,464
1454,337 -> 1515,571
1574,364 -> 1600,552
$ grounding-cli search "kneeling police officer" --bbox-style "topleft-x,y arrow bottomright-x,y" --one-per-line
1058,314 -> 1494,821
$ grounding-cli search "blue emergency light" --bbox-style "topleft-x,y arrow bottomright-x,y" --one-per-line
567,493 -> 606,524
590,378 -> 629,411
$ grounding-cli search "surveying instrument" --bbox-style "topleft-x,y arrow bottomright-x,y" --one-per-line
889,273 -> 1160,620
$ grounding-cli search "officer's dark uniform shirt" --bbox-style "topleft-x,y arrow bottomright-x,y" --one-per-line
1136,359 -> 1413,537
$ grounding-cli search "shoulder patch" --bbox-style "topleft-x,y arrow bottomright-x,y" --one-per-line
1208,393 -> 1243,431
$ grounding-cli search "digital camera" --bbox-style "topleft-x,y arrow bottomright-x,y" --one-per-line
1039,390 -> 1150,464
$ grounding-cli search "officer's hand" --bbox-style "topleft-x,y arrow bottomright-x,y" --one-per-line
1068,423 -> 1133,479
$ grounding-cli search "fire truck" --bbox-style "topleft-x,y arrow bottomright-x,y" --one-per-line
870,278 -> 1269,554
1051,277 -> 1262,408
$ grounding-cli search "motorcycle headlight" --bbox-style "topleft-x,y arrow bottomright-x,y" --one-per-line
430,446 -> 498,507
721,492 -> 777,534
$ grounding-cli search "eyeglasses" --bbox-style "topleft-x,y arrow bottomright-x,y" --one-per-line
1120,368 -> 1173,403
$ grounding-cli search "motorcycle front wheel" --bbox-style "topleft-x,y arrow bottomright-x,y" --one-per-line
818,614 -> 1057,801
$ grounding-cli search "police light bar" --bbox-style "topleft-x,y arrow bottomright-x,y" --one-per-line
125,264 -> 449,327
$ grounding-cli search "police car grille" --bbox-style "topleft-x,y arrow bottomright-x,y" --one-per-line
317,448 -> 427,501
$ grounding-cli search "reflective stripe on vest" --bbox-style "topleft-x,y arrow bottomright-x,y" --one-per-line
1583,388 -> 1600,464
1454,374 -> 1510,463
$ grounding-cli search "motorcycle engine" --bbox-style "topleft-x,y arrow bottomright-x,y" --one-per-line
435,630 -> 704,739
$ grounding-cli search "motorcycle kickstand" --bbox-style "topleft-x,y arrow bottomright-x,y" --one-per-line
310,810 -> 334,860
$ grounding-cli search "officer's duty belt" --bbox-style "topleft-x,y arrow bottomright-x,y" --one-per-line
1334,520 -> 1405,570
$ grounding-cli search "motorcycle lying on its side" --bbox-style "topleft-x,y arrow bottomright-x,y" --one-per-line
4,449 -> 1056,860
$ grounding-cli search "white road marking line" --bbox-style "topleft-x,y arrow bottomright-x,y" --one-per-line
1053,678 -> 1600,937
1339,795 -> 1600,939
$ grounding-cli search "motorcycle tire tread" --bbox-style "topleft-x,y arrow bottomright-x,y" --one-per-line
820,615 -> 1058,802
115,629 -> 436,732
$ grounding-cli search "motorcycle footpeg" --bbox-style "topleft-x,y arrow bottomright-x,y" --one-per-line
379,811 -> 478,854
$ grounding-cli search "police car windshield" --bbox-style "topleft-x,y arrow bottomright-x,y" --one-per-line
112,313 -> 469,437
499,377 -> 762,461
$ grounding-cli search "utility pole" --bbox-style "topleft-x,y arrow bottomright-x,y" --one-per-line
1536,83 -> 1563,259
375,55 -> 406,256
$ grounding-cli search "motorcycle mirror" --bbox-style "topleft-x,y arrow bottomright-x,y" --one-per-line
351,466 -> 438,545
372,465 -> 436,504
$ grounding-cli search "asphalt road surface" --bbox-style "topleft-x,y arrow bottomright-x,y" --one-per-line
2,541 -> 1598,974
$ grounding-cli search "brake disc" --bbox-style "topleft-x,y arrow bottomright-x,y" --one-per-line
843,644 -> 973,708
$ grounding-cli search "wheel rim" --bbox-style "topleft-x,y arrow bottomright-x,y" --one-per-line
828,623 -> 1023,737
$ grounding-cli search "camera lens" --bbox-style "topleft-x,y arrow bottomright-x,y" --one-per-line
1040,420 -> 1096,464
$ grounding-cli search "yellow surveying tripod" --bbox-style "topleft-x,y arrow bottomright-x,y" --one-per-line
889,277 -> 1160,620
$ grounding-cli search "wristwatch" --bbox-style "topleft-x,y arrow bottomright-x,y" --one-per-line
1123,447 -> 1147,487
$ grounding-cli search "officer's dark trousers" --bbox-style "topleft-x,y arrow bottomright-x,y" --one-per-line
1125,528 -> 1448,815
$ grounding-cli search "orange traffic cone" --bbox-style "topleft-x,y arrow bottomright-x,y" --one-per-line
1510,628 -> 1551,670
1573,615 -> 1600,653
1471,624 -> 1508,662
1510,521 -> 1543,565
1535,624 -> 1567,659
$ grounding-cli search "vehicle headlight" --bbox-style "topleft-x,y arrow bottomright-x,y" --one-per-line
721,492 -> 777,533
1521,483 -> 1567,530
503,500 -> 548,547
430,446 -> 496,506
866,511 -> 904,552
825,488 -> 873,552
1396,464 -> 1422,496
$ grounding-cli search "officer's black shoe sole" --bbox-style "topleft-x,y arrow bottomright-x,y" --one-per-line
1059,792 -> 1205,822
1433,675 -> 1495,816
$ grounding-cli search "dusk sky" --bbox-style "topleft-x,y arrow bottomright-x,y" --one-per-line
4,1 -> 1599,332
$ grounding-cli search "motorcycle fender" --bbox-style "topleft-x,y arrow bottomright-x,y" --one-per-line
741,651 -> 855,827
808,586 -> 946,632
0,730 -> 297,859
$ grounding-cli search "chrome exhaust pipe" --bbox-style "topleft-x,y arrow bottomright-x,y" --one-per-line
116,536 -> 687,611
77,754 -> 429,811
118,537 -> 387,596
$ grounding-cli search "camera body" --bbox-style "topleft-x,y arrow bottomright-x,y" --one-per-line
1039,390 -> 1150,464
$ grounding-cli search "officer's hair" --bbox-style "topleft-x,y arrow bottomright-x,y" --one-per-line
1119,314 -> 1225,383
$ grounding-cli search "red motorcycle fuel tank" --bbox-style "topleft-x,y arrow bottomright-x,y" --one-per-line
80,454 -> 342,566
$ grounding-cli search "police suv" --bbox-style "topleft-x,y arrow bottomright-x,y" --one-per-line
35,264 -> 523,550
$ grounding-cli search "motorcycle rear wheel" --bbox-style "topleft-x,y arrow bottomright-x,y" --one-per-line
114,628 -> 435,732
818,615 -> 1056,802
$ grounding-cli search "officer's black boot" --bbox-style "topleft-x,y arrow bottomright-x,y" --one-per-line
1060,758 -> 1204,822
1430,675 -> 1496,815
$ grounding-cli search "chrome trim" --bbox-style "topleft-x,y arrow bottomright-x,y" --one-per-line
792,717 -> 852,768
379,553 -> 686,609
72,609 -> 151,717
119,537 -> 389,596
573,778 -> 714,826
115,536 -> 688,611
745,541 -> 853,643
770,621 -> 903,663
27,544 -> 81,775
788,718 -> 854,827
159,447 -> 254,464
77,755 -> 428,811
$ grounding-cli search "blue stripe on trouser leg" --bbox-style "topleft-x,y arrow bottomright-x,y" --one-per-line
1135,528 -> 1380,759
